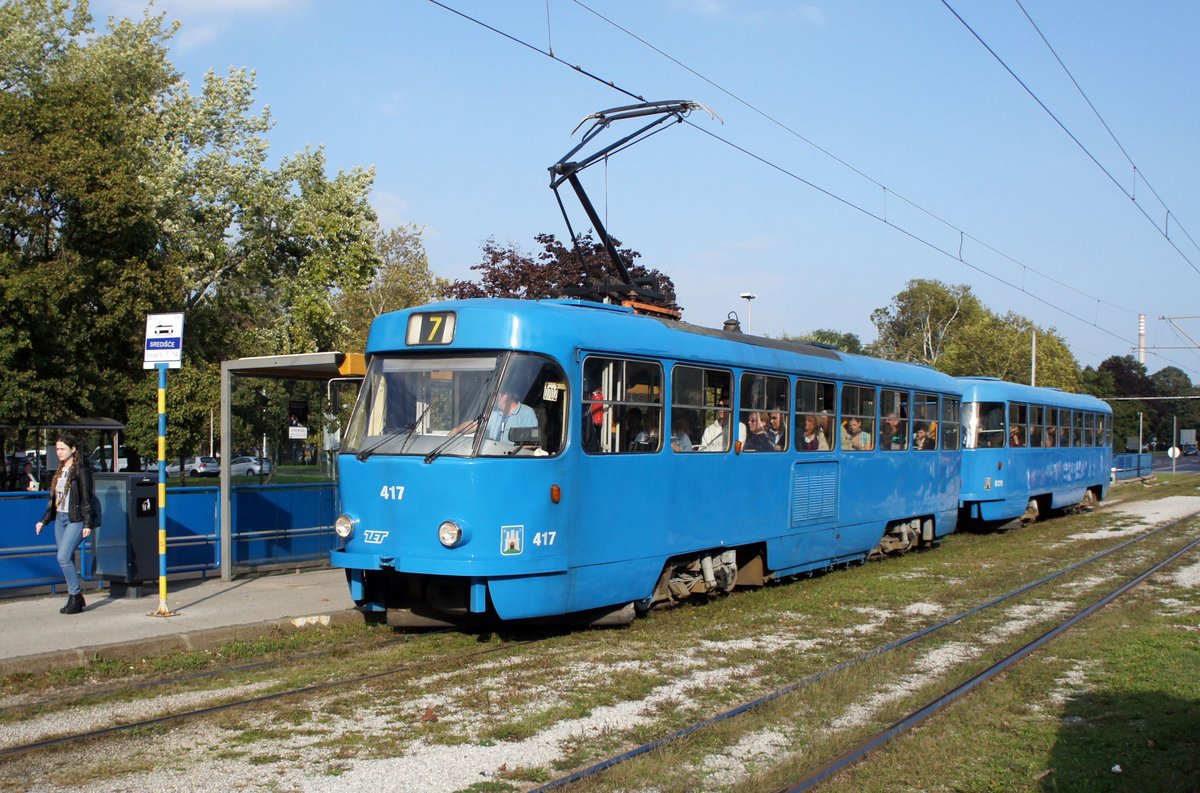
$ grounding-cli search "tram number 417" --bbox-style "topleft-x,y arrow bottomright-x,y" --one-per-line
379,485 -> 405,500
532,531 -> 556,547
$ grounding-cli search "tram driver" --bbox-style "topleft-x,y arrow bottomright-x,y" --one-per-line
448,386 -> 537,445
485,388 -> 538,444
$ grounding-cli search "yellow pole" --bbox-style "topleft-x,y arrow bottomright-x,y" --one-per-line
152,363 -> 176,617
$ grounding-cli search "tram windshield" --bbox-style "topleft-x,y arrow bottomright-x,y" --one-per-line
341,352 -> 567,459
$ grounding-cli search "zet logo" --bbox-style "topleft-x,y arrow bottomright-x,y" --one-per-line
363,530 -> 389,544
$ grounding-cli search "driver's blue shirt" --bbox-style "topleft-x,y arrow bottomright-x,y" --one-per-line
486,403 -> 538,442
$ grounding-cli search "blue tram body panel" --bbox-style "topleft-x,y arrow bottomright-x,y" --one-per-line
332,298 -> 966,623
958,377 -> 1111,523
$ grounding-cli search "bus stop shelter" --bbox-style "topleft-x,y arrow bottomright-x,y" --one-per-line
218,352 -> 364,581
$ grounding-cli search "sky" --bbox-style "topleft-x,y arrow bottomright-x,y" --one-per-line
92,0 -> 1200,377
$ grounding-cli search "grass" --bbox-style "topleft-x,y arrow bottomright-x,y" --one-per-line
1,477 -> 1196,792
160,462 -> 334,487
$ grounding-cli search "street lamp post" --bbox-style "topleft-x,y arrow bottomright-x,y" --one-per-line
739,292 -> 757,334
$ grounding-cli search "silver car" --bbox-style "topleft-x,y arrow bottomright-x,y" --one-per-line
229,456 -> 273,476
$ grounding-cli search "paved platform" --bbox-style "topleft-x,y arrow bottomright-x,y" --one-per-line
0,568 -> 363,676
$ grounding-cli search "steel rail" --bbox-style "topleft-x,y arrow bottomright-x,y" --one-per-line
0,629 -> 446,717
532,514 -> 1197,792
0,631 -> 531,759
782,533 -> 1200,792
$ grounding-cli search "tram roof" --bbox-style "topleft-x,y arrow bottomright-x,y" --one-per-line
367,298 -> 964,395
957,377 -> 1111,413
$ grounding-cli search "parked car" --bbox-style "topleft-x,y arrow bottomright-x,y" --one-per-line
91,444 -> 133,472
1184,443 -> 1197,456
229,456 -> 272,476
165,456 -> 220,477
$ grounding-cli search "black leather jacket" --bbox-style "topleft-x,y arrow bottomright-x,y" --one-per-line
40,463 -> 96,528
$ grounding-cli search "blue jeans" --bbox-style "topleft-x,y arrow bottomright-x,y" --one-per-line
54,511 -> 86,595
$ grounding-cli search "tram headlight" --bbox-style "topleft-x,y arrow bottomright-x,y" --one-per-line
335,514 -> 357,539
438,520 -> 463,548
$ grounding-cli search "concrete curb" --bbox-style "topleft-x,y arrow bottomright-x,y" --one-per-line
0,608 -> 368,677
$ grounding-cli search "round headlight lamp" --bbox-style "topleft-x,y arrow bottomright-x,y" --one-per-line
438,520 -> 463,548
334,514 -> 356,539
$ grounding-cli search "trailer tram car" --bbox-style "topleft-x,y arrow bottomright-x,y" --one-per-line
958,377 -> 1112,525
331,298 -> 966,626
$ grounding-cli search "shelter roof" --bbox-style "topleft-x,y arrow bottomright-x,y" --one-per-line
220,352 -> 365,380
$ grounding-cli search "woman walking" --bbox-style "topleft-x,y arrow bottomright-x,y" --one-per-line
34,434 -> 95,614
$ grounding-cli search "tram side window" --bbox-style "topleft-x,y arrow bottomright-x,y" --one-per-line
840,385 -> 875,451
1104,413 -> 1112,447
1084,412 -> 1096,446
1073,410 -> 1084,447
1030,405 -> 1044,448
912,393 -> 938,450
740,373 -> 789,452
941,397 -> 961,450
880,389 -> 909,450
795,378 -> 835,452
582,357 -> 663,454
1044,408 -> 1058,447
672,365 -> 734,453
973,402 -> 1006,448
1008,403 -> 1028,447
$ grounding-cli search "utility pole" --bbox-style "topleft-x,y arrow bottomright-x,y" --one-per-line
1031,330 -> 1037,386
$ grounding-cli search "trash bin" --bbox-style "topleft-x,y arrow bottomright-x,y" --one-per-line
90,472 -> 158,597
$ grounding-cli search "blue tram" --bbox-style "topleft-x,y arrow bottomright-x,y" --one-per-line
958,377 -> 1112,524
331,298 -> 966,626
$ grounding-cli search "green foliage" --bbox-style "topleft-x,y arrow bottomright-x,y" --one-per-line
0,0 -> 382,459
336,224 -> 446,354
778,328 -> 864,354
1089,357 -> 1200,449
870,279 -> 1080,390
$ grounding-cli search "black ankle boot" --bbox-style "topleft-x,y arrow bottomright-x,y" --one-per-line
63,593 -> 84,614
59,594 -> 73,614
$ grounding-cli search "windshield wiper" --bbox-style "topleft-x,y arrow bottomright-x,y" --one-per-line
355,432 -> 396,462
423,409 -> 486,464
397,399 -> 440,455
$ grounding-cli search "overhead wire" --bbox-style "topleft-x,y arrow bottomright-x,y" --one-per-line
942,0 -> 1200,277
424,0 -> 1200,377
568,0 -> 1137,319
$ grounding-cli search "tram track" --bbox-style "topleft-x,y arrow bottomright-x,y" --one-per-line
0,628 -> 530,759
0,629 -> 442,717
778,532 -> 1200,792
532,513 -> 1200,792
1,501 -> 1195,790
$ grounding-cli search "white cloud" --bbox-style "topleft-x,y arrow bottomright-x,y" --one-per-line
377,91 -> 410,118
175,23 -> 219,52
371,190 -> 412,230
671,1 -> 825,25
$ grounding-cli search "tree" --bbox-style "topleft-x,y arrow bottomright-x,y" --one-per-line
870,279 -> 983,367
779,329 -> 864,354
443,232 -> 678,309
1087,356 -> 1152,450
869,279 -> 1079,390
1148,366 -> 1200,448
0,1 -> 381,460
336,224 -> 446,353
945,312 -> 1080,390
